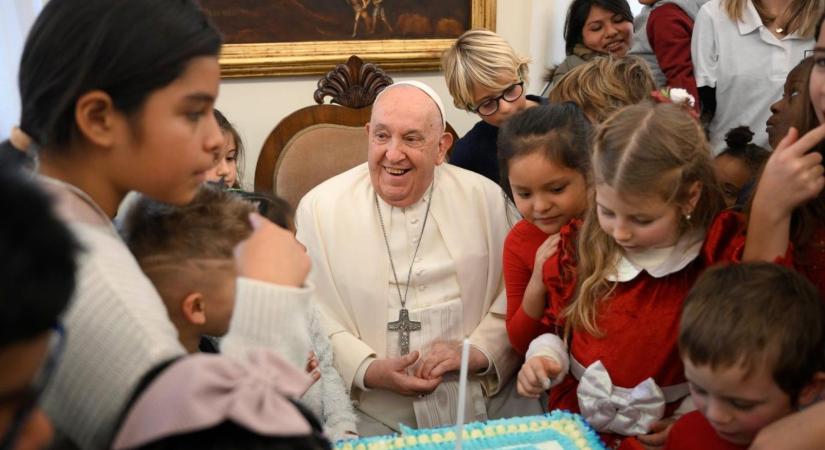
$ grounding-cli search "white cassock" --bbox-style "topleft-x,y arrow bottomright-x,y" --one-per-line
296,163 -> 526,431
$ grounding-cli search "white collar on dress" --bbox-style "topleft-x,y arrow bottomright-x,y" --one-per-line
606,229 -> 705,282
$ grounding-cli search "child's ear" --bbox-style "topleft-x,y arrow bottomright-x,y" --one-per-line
181,292 -> 207,326
683,181 -> 703,216
74,90 -> 120,148
797,371 -> 825,407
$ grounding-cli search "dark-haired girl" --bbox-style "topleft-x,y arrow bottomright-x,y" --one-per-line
7,0 -> 313,447
714,126 -> 769,208
499,104 -> 591,356
546,0 -> 635,90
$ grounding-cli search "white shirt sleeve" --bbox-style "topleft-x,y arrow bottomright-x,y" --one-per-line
691,5 -> 718,89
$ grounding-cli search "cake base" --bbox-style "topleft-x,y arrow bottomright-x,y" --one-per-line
335,411 -> 606,450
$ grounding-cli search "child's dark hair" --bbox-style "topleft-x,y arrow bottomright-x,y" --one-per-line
718,126 -> 769,174
0,167 -> 79,345
18,0 -> 222,150
680,263 -> 825,404
563,0 -> 633,55
497,102 -> 592,201
214,108 -> 245,187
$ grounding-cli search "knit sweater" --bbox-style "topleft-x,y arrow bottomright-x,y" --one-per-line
38,177 -> 313,449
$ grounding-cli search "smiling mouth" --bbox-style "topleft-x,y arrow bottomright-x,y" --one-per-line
605,41 -> 625,52
384,167 -> 411,176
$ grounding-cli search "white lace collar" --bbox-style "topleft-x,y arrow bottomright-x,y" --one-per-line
606,230 -> 705,282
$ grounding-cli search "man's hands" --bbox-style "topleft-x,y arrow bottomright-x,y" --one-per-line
234,213 -> 310,287
364,351 -> 441,396
517,356 -> 562,398
364,341 -> 491,396
414,340 -> 489,380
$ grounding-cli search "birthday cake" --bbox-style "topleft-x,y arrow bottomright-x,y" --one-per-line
335,411 -> 606,450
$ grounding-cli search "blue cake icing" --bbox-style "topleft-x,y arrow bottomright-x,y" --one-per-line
335,411 -> 606,450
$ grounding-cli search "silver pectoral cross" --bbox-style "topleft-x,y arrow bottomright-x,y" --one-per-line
387,307 -> 421,355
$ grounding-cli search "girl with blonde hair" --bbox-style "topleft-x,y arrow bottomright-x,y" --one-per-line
549,56 -> 656,123
517,102 -> 754,449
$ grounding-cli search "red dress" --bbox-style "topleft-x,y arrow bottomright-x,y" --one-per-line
542,211 -> 747,447
665,411 -> 748,450
504,219 -> 555,355
790,225 -> 825,301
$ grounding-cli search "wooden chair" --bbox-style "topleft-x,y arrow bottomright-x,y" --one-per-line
254,55 -> 457,210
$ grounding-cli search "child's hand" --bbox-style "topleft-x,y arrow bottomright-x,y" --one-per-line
305,351 -> 320,385
758,125 -> 825,215
532,234 -> 561,279
636,417 -> 675,449
516,356 -> 561,398
234,213 -> 311,288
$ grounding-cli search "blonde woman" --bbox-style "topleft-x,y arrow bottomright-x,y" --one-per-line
441,29 -> 544,184
549,56 -> 656,123
692,0 -> 823,153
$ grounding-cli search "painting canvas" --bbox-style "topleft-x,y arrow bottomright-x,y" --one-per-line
201,0 -> 471,43
200,0 -> 496,78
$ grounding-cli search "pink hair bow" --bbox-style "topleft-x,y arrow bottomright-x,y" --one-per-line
111,349 -> 315,449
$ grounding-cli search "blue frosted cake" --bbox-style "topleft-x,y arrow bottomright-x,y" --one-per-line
335,411 -> 605,450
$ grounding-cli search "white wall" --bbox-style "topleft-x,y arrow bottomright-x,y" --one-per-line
217,1 -> 552,190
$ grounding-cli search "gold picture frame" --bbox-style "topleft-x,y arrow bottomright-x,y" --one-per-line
216,0 -> 496,78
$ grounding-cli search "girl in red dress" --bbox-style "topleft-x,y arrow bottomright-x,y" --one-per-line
500,103 -> 591,356
517,101 -> 748,449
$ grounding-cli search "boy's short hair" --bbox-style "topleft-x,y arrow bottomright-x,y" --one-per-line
123,185 -> 256,263
549,56 -> 655,123
0,167 -> 79,345
680,263 -> 825,401
441,28 -> 530,111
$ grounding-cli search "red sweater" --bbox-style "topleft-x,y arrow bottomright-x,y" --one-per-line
503,219 -> 555,355
648,3 -> 699,108
665,411 -> 748,450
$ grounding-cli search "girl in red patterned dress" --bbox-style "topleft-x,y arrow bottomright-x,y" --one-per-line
500,103 -> 591,356
517,101 -> 748,449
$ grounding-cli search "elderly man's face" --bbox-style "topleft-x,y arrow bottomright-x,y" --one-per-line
367,86 -> 452,208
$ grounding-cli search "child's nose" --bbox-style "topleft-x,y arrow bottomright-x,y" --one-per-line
705,398 -> 732,426
612,223 -> 632,242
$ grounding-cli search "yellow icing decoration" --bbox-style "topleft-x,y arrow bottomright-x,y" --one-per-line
470,429 -> 482,439
431,433 -> 443,443
507,424 -> 519,433
484,426 -> 496,437
444,431 -> 456,441
496,425 -> 507,434
405,436 -> 417,445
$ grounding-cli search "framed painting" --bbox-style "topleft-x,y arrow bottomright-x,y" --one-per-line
200,0 -> 496,78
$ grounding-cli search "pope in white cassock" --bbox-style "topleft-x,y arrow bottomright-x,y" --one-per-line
295,81 -> 541,435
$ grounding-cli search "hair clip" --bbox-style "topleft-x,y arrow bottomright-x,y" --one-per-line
650,88 -> 699,121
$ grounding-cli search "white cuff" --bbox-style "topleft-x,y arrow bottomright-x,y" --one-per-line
526,333 -> 569,388
221,277 -> 313,368
353,356 -> 376,391
471,343 -> 493,376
